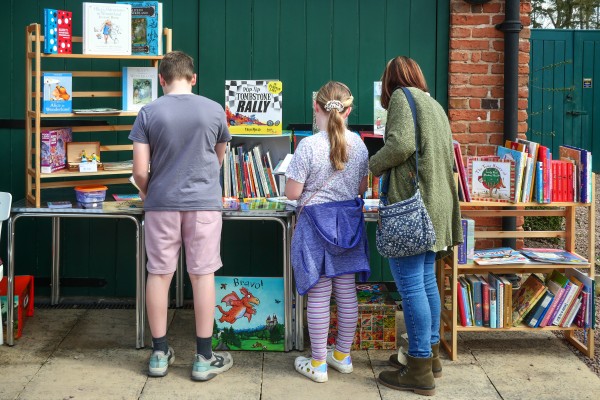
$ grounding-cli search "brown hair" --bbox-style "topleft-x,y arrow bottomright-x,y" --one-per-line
380,56 -> 428,109
315,81 -> 354,170
158,51 -> 195,84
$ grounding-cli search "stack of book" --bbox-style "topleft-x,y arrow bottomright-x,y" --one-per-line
453,139 -> 593,204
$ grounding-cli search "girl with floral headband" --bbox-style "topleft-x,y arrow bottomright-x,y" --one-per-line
285,81 -> 371,383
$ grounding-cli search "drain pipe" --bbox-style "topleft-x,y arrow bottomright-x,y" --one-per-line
496,0 -> 523,248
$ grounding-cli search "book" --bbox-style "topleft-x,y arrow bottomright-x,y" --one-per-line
46,201 -> 72,209
458,219 -> 468,264
539,273 -> 566,327
512,274 -> 547,326
472,247 -> 529,265
487,273 -> 504,328
498,275 -> 513,326
496,146 -> 527,202
520,157 -> 534,202
489,285 -> 497,329
225,80 -> 283,134
112,194 -> 142,201
102,200 -> 143,211
525,290 -> 554,328
557,276 -> 584,326
537,145 -> 552,203
566,269 -> 595,329
82,2 -> 132,55
456,280 -> 468,327
465,275 -> 483,326
41,128 -> 72,173
453,140 -> 470,202
72,108 -> 121,114
117,1 -> 163,55
374,81 -> 387,135
122,67 -> 158,111
520,248 -> 588,265
103,160 -> 133,171
466,156 -> 515,202
44,9 -> 72,54
42,73 -> 72,114
516,138 -> 539,201
458,277 -> 473,326
479,276 -> 490,327
562,145 -> 592,203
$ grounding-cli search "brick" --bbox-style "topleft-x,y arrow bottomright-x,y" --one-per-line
470,121 -> 504,133
450,121 -> 467,134
450,74 -> 470,85
470,75 -> 504,86
521,2 -> 532,13
518,86 -> 529,98
449,86 -> 489,98
471,52 -> 482,63
519,41 -> 530,52
451,27 -> 471,38
449,97 -> 469,109
451,2 -> 471,13
453,133 -> 486,144
518,123 -> 528,133
521,16 -> 531,26
491,64 -> 504,74
469,98 -> 481,109
518,110 -> 528,122
451,14 -> 490,25
450,39 -> 490,50
450,51 -> 470,61
518,99 -> 528,109
471,27 -> 503,39
491,14 -> 505,25
482,99 -> 499,109
489,110 -> 503,121
491,87 -> 504,98
519,53 -> 530,64
481,51 -> 500,63
519,65 -> 529,75
482,3 -> 502,13
492,40 -> 504,52
489,132 -> 505,145
449,109 -> 488,121
449,63 -> 489,74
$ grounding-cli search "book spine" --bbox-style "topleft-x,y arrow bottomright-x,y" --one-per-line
562,296 -> 582,327
482,282 -> 490,327
575,291 -> 588,328
472,279 -> 482,326
457,281 -> 468,327
558,283 -> 583,326
535,161 -> 543,203
458,219 -> 467,264
552,282 -> 575,325
543,286 -> 567,327
489,287 -> 497,329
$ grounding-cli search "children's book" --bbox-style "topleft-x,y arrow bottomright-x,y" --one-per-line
112,194 -> 142,201
520,248 -> 588,265
565,269 -> 596,329
82,2 -> 132,55
213,276 -> 285,351
47,201 -> 72,209
225,80 -> 283,134
44,9 -> 72,54
101,200 -> 143,211
41,128 -> 72,173
374,81 -> 387,135
122,67 -> 158,111
453,140 -> 470,202
496,146 -> 526,202
117,1 -> 163,55
473,247 -> 529,265
512,273 -> 547,326
525,290 -> 554,328
466,156 -> 515,202
42,73 -> 72,114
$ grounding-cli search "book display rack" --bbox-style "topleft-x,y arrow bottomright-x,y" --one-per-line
438,176 -> 596,360
24,23 -> 172,207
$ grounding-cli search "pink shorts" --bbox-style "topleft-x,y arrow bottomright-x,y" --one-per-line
144,211 -> 223,276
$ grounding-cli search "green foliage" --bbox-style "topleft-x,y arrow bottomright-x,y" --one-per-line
523,207 -> 563,245
532,0 -> 600,29
269,324 -> 284,344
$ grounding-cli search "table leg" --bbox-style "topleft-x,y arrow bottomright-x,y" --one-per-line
137,217 -> 145,349
6,215 -> 16,346
51,217 -> 60,305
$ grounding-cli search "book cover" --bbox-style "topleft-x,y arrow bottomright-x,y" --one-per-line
516,138 -> 539,201
44,9 -> 72,54
112,194 -> 142,201
557,276 -> 583,326
82,2 -> 132,55
465,275 -> 483,326
565,269 -> 595,329
225,80 -> 283,134
464,218 -> 475,260
525,290 -> 554,328
453,141 -> 470,202
521,157 -> 534,202
374,81 -> 387,135
467,156 -> 515,202
496,146 -> 526,202
42,73 -> 72,114
539,274 -> 566,327
520,248 -> 588,265
480,277 -> 490,327
213,276 -> 285,351
47,201 -> 73,209
473,247 -> 529,265
122,67 -> 158,111
562,145 -> 592,203
537,146 -> 552,203
489,286 -> 497,329
456,280 -> 468,327
41,128 -> 72,173
487,273 -> 504,328
562,296 -> 583,327
117,1 -> 163,55
499,275 -> 513,326
512,274 -> 547,326
459,277 -> 473,326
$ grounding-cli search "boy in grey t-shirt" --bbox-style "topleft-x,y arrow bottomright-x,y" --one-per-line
129,51 -> 233,381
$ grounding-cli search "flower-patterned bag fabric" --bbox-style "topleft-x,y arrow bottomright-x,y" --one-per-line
375,87 -> 436,258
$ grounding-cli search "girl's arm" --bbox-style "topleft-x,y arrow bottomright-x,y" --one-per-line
285,179 -> 304,200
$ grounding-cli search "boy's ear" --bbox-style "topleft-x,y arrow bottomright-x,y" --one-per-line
158,74 -> 167,87
190,73 -> 197,86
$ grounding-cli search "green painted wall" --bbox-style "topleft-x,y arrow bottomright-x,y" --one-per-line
1,0 -> 449,297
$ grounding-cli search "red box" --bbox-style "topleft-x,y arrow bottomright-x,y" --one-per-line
1,275 -> 35,339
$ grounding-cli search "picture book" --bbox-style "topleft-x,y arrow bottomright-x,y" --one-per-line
566,269 -> 595,329
525,290 -> 554,328
473,247 -> 529,265
467,156 -> 515,202
41,128 -> 72,173
44,9 -> 72,54
42,73 -> 72,114
112,194 -> 142,201
46,201 -> 72,209
117,1 -> 163,55
82,2 -> 132,55
465,275 -> 483,326
374,81 -> 387,135
512,273 -> 547,326
496,146 -> 526,202
122,67 -> 158,111
453,140 -> 470,202
225,80 -> 283,134
213,277 -> 285,352
101,200 -> 143,211
520,248 -> 588,265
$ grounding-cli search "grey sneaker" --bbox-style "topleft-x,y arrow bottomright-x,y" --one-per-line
191,352 -> 233,381
148,347 -> 175,377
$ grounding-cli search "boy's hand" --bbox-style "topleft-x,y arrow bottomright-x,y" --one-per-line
139,191 -> 146,201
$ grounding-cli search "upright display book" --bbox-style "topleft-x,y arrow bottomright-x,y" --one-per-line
225,80 -> 283,134
213,277 -> 284,351
512,274 -> 547,326
82,2 -> 132,55
467,156 -> 515,202
374,81 -> 387,135
42,73 -> 72,114
117,1 -> 163,55
44,9 -> 72,54
496,146 -> 526,202
473,247 -> 529,265
122,67 -> 158,111
520,248 -> 588,265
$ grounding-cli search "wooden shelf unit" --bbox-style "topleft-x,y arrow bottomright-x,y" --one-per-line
438,176 -> 596,360
25,23 -> 172,207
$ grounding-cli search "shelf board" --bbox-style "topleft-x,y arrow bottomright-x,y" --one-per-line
455,325 -> 580,332
40,169 -> 132,178
28,111 -> 138,118
461,201 -> 592,207
231,133 -> 291,138
456,262 -> 591,272
27,52 -> 163,61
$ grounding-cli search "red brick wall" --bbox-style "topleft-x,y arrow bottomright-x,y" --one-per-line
448,0 -> 532,156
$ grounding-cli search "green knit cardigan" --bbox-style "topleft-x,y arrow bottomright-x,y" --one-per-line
369,87 -> 463,254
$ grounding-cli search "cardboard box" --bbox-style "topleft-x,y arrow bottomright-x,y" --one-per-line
328,283 -> 397,350
41,128 -> 72,173
1,275 -> 35,339
66,141 -> 102,170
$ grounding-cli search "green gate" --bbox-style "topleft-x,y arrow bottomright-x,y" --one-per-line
529,29 -> 600,172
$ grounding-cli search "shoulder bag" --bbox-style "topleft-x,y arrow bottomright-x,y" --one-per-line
375,87 -> 436,258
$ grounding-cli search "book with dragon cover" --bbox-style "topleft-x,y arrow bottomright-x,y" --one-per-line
467,156 -> 515,203
213,276 -> 285,351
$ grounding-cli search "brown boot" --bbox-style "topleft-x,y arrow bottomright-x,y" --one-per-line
388,343 -> 442,378
379,355 -> 436,396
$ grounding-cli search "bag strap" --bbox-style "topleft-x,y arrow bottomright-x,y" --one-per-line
295,170 -> 339,222
380,87 -> 420,198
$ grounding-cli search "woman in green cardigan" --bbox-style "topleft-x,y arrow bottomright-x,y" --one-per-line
370,56 -> 462,396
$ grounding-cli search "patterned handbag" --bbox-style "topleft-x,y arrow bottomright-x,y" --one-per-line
375,87 -> 436,258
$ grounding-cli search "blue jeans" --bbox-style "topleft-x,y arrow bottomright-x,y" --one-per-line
389,251 -> 440,358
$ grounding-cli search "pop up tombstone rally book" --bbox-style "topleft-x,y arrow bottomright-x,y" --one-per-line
225,80 -> 283,134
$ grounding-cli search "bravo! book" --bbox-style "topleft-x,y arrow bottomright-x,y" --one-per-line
82,2 -> 132,55
213,277 -> 285,351
44,9 -> 72,54
225,80 -> 283,134
467,156 -> 515,202
117,1 -> 163,55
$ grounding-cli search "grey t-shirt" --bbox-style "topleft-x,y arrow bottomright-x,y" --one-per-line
285,130 -> 369,206
128,93 -> 231,211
